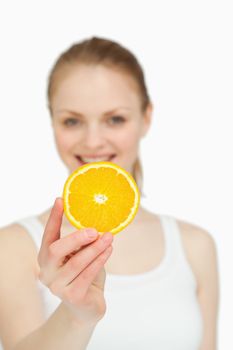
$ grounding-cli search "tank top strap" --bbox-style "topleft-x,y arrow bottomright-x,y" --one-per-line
159,214 -> 185,263
159,214 -> 197,287
16,216 -> 44,251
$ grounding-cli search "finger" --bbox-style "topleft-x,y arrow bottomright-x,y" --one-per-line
64,245 -> 113,301
54,232 -> 113,288
48,228 -> 100,267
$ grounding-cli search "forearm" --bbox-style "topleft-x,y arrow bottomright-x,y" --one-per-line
13,302 -> 97,350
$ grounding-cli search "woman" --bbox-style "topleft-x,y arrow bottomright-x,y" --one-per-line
0,37 -> 219,349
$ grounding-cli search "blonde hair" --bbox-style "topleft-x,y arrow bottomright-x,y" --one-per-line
47,36 -> 150,197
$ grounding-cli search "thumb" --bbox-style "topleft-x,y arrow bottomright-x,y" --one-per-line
41,197 -> 63,249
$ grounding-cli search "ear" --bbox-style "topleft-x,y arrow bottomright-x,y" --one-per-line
140,102 -> 153,138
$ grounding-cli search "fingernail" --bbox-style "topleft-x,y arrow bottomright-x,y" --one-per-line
86,228 -> 98,238
101,232 -> 113,242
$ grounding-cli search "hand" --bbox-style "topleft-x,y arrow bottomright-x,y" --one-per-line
38,197 -> 114,325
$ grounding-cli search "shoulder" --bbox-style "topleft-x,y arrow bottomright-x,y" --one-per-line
0,221 -> 39,275
0,221 -> 36,247
177,218 -> 217,255
177,218 -> 217,249
176,218 -> 218,289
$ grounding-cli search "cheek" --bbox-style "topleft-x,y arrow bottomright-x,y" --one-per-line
53,129 -> 75,153
113,125 -> 141,151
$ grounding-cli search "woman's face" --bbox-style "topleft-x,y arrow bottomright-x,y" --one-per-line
50,64 -> 152,175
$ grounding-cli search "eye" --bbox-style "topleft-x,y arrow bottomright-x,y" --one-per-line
63,118 -> 81,127
108,116 -> 125,125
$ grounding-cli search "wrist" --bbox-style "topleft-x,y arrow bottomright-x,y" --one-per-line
59,301 -> 100,330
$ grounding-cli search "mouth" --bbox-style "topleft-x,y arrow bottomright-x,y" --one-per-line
75,154 -> 116,165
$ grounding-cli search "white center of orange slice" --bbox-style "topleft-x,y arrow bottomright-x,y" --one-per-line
94,194 -> 108,204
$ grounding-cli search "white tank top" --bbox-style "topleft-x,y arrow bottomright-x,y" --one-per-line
0,215 -> 203,349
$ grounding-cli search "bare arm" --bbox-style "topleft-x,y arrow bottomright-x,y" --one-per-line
13,302 -> 97,350
0,198 -> 113,350
179,220 -> 219,349
196,230 -> 219,350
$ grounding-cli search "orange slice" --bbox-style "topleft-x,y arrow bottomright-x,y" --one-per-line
62,161 -> 140,235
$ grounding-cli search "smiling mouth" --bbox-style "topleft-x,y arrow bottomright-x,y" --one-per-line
75,155 -> 116,165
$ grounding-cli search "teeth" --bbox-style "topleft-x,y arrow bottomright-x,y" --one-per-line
80,156 -> 113,163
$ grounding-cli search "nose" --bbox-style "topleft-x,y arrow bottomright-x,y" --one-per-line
82,124 -> 105,149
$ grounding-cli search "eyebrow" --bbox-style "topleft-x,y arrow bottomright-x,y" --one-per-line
55,107 -> 131,117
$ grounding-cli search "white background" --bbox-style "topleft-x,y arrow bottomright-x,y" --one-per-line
0,0 -> 232,348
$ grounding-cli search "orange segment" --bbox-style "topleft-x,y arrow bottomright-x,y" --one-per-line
62,161 -> 140,234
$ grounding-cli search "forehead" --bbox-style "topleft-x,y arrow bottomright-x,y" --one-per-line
51,64 -> 141,113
